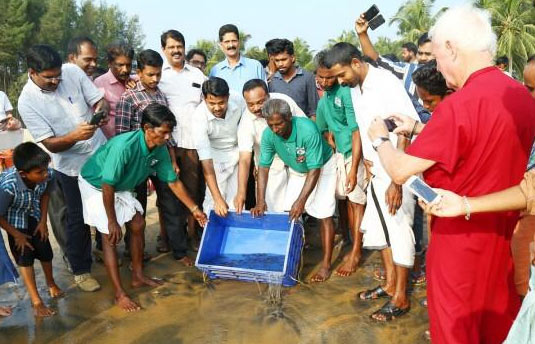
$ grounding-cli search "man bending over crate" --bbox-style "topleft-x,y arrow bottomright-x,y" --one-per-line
251,98 -> 337,282
78,103 -> 207,312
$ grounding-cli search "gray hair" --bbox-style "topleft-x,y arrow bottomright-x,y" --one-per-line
261,98 -> 292,120
430,4 -> 496,57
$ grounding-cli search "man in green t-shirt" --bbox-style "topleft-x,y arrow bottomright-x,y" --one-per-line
315,51 -> 366,278
251,98 -> 337,282
79,103 -> 207,312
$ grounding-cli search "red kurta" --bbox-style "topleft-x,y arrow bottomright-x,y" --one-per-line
407,67 -> 535,344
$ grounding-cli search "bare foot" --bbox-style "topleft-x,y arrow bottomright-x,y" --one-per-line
33,303 -> 56,317
131,275 -> 164,288
115,294 -> 141,312
335,254 -> 360,277
310,266 -> 331,283
176,256 -> 194,267
0,306 -> 12,317
49,284 -> 65,298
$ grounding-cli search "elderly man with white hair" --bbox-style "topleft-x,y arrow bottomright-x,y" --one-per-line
367,5 -> 535,344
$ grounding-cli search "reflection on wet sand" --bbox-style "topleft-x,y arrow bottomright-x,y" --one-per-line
0,196 -> 429,344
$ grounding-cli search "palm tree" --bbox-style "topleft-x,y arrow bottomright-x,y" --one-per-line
389,0 -> 446,43
476,0 -> 535,76
325,30 -> 360,49
293,37 -> 315,71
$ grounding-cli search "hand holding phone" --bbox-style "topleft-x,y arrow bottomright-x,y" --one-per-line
384,118 -> 397,132
89,110 -> 106,126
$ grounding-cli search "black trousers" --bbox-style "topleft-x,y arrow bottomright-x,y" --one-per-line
55,170 -> 92,275
134,176 -> 188,259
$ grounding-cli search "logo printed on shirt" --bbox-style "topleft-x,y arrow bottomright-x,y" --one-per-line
334,97 -> 342,108
296,147 -> 306,163
150,159 -> 159,166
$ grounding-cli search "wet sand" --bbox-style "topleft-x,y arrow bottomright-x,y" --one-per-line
0,195 -> 429,344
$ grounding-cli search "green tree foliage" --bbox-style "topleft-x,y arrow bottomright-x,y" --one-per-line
293,37 -> 315,71
374,37 -> 403,56
0,0 -> 144,116
389,0 -> 446,43
326,30 -> 360,49
476,0 -> 535,76
245,46 -> 268,62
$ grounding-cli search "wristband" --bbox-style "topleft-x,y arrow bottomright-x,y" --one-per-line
462,196 -> 471,221
189,205 -> 199,214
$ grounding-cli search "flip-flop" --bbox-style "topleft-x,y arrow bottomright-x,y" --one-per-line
358,285 -> 391,300
370,300 -> 410,322
373,267 -> 386,281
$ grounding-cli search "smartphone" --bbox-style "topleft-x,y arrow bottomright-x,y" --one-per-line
384,118 -> 397,132
363,4 -> 380,22
406,175 -> 441,204
369,14 -> 385,30
89,110 -> 106,126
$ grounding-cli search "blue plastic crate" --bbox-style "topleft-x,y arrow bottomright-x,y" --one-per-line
195,211 -> 304,287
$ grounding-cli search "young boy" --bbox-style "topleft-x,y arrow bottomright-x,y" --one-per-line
0,142 -> 63,317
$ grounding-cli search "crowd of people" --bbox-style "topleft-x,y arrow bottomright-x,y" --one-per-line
0,4 -> 534,344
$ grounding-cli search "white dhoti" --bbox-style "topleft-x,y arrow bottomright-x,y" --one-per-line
282,155 -> 337,219
361,172 -> 415,267
264,157 -> 289,213
334,152 -> 367,204
78,176 -> 144,234
203,160 -> 239,214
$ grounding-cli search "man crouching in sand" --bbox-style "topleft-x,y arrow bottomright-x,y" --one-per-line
78,103 -> 207,311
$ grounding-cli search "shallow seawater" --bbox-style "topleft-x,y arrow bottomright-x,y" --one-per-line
207,253 -> 286,271
0,195 -> 430,344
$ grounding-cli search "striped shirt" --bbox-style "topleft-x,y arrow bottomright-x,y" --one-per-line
0,168 -> 53,229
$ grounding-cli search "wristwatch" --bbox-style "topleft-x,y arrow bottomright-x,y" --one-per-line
372,137 -> 390,151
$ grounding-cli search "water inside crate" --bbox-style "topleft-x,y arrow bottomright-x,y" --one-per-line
207,253 -> 285,272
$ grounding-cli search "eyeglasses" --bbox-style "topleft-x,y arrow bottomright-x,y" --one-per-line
38,73 -> 62,82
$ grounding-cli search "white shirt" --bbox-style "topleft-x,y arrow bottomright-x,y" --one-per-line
159,61 -> 207,149
0,91 -> 13,121
18,64 -> 106,176
237,92 -> 305,166
193,93 -> 245,164
350,65 -> 419,178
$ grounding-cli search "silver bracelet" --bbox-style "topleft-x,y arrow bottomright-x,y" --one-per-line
462,196 -> 471,221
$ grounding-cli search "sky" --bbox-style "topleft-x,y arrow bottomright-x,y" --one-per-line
107,0 -> 468,53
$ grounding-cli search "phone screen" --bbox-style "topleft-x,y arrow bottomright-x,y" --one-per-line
409,177 -> 438,203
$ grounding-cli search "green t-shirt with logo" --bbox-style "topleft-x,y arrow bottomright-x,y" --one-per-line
81,129 -> 177,191
315,84 -> 358,159
259,117 -> 333,173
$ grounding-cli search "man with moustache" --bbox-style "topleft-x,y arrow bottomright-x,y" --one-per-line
158,30 -> 207,251
18,44 -> 109,292
115,50 -> 188,265
67,36 -> 98,78
268,39 -> 319,120
94,41 -> 135,139
193,77 -> 245,217
209,24 -> 266,93
235,79 -> 305,214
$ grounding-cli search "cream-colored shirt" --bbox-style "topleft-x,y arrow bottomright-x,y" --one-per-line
159,61 -> 207,149
193,93 -> 245,164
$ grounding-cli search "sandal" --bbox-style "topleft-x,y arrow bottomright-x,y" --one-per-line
370,300 -> 410,322
358,286 -> 391,300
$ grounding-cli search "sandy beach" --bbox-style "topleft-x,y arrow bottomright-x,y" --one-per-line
0,194 -> 429,344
